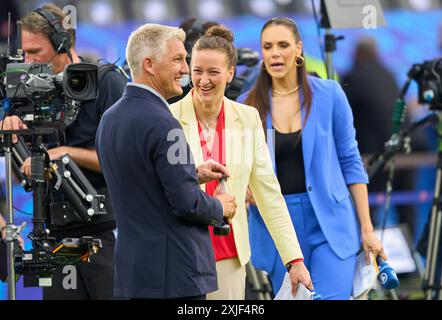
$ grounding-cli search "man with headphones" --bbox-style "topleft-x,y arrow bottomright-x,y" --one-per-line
0,3 -> 127,299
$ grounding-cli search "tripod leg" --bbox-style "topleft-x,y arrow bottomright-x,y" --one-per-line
255,269 -> 273,300
423,152 -> 442,299
432,209 -> 442,300
245,263 -> 265,300
4,141 -> 16,300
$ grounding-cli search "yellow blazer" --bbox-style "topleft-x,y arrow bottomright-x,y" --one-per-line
170,91 -> 303,266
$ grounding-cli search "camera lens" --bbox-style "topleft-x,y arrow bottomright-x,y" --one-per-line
68,72 -> 87,93
63,63 -> 98,101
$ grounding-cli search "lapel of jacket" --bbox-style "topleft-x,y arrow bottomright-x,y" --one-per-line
176,93 -> 243,189
176,92 -> 204,167
223,97 -> 243,182
300,79 -> 316,175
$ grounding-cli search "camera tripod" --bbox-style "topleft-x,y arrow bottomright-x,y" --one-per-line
422,117 -> 442,300
368,111 -> 442,300
1,127 -> 102,300
1,127 -> 54,300
367,60 -> 442,299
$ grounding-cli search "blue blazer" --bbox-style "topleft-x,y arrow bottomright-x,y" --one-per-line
238,76 -> 368,271
96,85 -> 224,299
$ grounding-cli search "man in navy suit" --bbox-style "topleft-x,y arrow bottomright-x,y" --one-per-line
96,24 -> 237,299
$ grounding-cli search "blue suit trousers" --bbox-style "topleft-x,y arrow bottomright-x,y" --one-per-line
251,193 -> 357,300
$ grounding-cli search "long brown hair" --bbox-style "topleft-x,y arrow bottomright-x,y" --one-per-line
244,17 -> 312,130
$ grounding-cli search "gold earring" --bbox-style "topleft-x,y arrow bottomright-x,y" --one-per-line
295,56 -> 305,67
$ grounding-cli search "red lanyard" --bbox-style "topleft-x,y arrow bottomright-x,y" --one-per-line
196,101 -> 225,166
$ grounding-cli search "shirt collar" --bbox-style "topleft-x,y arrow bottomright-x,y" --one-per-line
128,82 -> 169,107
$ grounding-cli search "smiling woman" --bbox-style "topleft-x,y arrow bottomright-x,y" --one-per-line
170,25 -> 312,300
190,30 -> 235,137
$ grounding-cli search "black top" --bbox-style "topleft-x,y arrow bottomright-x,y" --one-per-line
50,67 -> 127,238
274,128 -> 307,195
65,68 -> 128,189
7,63 -> 127,238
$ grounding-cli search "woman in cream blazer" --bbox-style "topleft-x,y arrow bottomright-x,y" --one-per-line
170,25 -> 311,300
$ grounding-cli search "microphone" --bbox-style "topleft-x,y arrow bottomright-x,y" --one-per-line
56,38 -> 73,63
213,220 -> 230,236
16,20 -> 23,57
213,174 -> 231,236
312,292 -> 323,300
376,256 -> 399,289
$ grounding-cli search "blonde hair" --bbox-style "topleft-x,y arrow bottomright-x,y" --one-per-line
21,3 -> 76,48
126,23 -> 185,78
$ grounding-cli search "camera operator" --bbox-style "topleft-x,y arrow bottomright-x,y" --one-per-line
0,3 -> 127,299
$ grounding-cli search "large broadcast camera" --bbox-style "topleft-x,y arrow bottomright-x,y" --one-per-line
0,28 -> 105,289
368,57 -> 442,179
365,56 -> 442,299
409,57 -> 442,111
1,60 -> 97,129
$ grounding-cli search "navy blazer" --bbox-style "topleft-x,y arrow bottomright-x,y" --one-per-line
96,84 -> 224,299
239,76 -> 368,272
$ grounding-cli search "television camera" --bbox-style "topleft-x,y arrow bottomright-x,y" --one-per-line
410,58 -> 442,111
0,25 -> 106,294
226,47 -> 260,100
1,59 -> 98,129
366,57 -> 442,299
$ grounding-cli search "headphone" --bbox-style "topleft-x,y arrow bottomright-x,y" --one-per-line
34,8 -> 73,61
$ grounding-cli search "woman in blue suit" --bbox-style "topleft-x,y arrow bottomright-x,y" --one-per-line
239,17 -> 386,299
